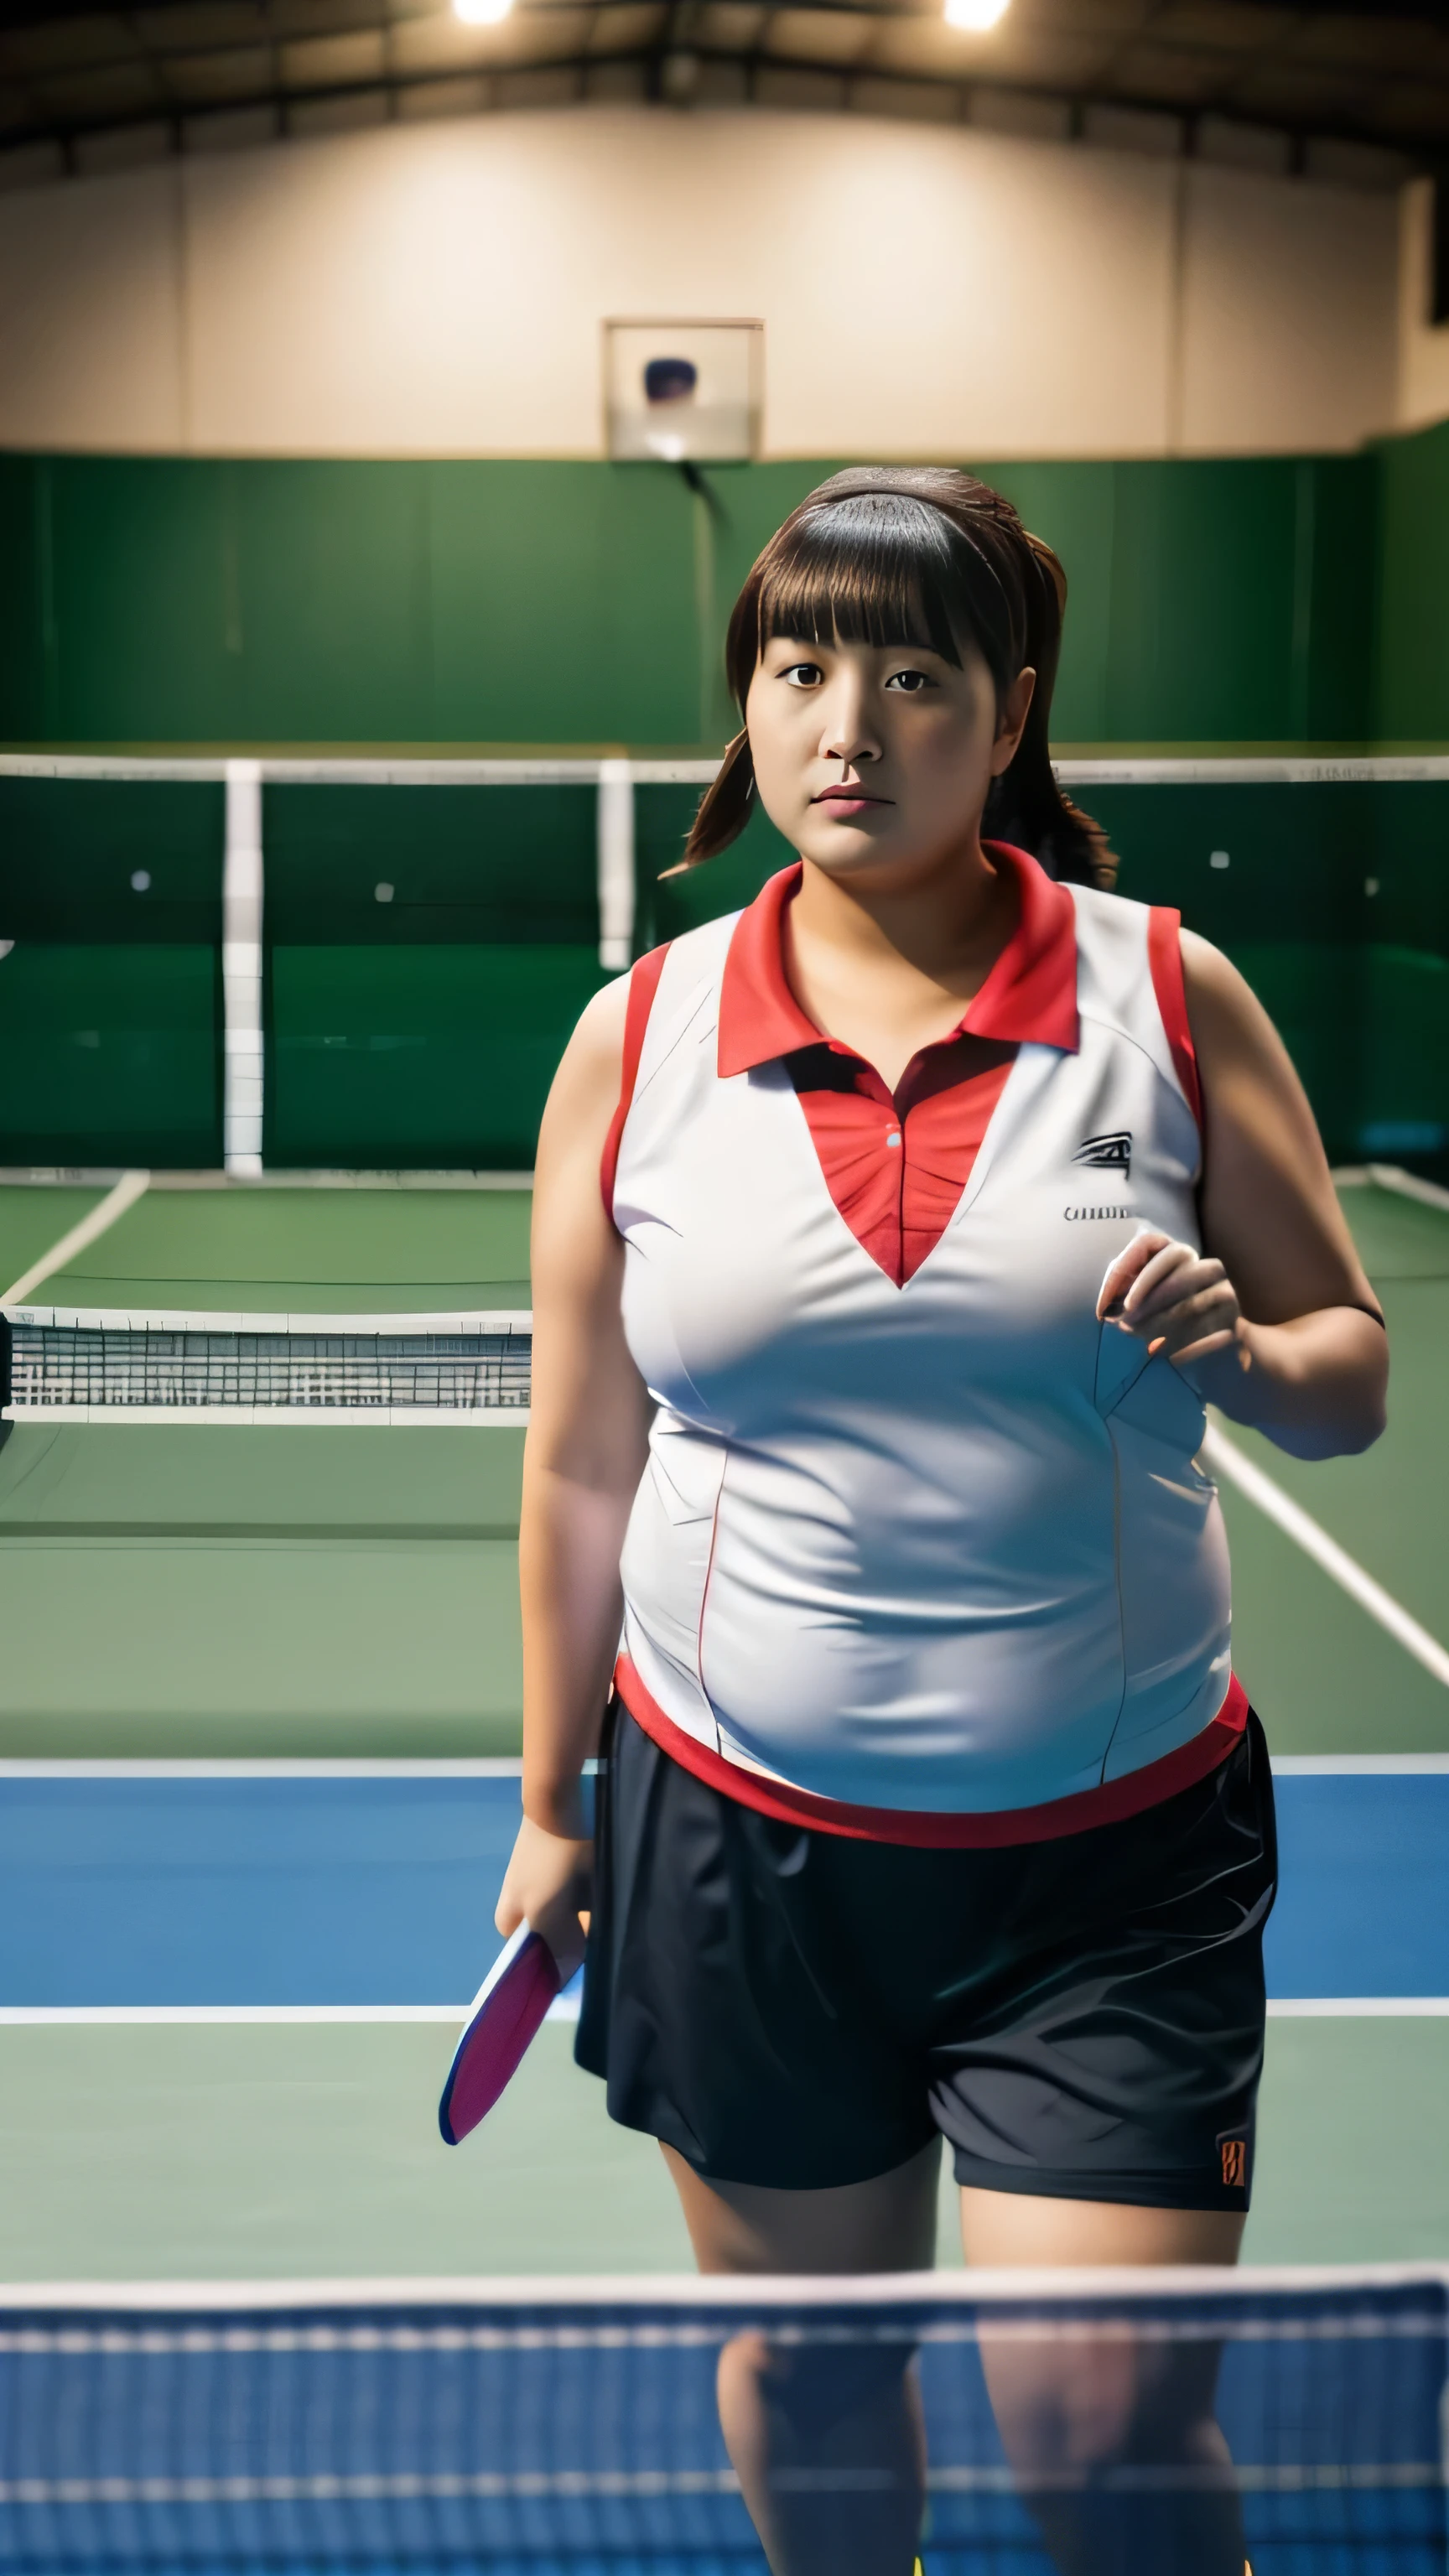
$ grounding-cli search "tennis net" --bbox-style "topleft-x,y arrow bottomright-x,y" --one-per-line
0,1307 -> 532,1421
0,2272 -> 1443,2572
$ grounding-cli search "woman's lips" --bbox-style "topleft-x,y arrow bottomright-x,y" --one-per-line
813,790 -> 890,816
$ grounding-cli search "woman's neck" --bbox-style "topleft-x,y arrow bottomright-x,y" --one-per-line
782,837 -> 1020,1093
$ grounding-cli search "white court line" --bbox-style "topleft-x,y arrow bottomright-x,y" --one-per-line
1267,1999 -> 1449,2018
0,1995 -> 583,2026
0,1996 -> 1426,2026
1200,1425 -> 1449,1692
1366,1161 -> 1449,1216
0,1757 -> 525,1778
0,1169 -> 149,1305
0,1754 -> 1431,1780
0,2004 -> 468,2025
1271,1753 -> 1449,1774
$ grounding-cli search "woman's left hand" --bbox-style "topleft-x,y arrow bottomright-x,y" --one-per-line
1096,1228 -> 1250,1380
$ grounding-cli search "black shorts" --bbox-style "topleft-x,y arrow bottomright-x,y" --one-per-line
576,1700 -> 1276,2209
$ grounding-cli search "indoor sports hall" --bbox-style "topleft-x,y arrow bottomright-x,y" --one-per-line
1,3 -> 1448,2566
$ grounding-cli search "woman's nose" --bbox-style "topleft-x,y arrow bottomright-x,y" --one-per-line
819,683 -> 880,768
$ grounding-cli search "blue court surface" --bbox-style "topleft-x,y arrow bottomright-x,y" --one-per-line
0,1766 -> 1444,2010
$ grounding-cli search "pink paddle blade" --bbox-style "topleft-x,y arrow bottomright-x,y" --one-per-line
438,1925 -> 562,2145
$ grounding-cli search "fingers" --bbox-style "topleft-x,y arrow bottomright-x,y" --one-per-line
1140,1275 -> 1233,1338
1096,1229 -> 1170,1321
1122,1243 -> 1223,1322
1142,1294 -> 1239,1361
1166,1319 -> 1253,1375
1165,1327 -> 1238,1368
1098,1230 -> 1245,1378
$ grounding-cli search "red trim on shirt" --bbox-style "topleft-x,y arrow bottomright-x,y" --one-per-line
600,943 -> 671,1224
717,844 -> 1078,1078
714,844 -> 1078,1286
1147,908 -> 1202,1133
791,1040 -> 1017,1286
615,1656 -> 1249,1846
715,865 -> 820,1072
962,845 -> 1079,1051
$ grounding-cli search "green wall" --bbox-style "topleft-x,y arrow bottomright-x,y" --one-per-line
2,434 -> 1445,1171
1,766 -> 1443,1171
1376,413 -> 1449,741
0,450 -> 1379,752
645,778 -> 1449,1170
0,778 -> 223,1165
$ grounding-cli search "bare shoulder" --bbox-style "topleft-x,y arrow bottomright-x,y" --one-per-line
1178,927 -> 1239,1003
560,972 -> 631,1091
1178,929 -> 1278,1061
538,972 -> 631,1156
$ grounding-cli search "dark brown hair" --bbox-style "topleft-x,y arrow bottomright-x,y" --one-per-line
676,465 -> 1114,888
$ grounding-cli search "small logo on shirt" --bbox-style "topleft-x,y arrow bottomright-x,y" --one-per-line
1072,1130 -> 1132,1176
1220,2137 -> 1247,2189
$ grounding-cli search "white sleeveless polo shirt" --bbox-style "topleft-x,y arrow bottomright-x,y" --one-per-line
606,848 -> 1240,1844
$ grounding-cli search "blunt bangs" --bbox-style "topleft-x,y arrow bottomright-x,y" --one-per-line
747,494 -> 1015,692
688,464 -> 1114,890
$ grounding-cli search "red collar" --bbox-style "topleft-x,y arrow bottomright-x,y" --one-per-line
716,843 -> 1080,1079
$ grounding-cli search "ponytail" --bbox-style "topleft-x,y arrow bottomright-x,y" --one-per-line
983,536 -> 1116,890
671,465 -> 1116,890
668,727 -> 754,877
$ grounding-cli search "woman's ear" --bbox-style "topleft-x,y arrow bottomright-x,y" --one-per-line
991,667 -> 1036,776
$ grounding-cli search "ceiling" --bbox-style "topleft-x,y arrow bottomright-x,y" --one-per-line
0,0 -> 1441,180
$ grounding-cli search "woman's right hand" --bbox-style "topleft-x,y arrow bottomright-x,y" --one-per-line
496,1814 -> 593,1981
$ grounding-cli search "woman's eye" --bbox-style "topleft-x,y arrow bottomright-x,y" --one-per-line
782,662 -> 824,689
884,667 -> 934,693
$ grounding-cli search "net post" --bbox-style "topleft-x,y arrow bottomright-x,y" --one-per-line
223,759 -> 265,1177
597,756 -> 635,973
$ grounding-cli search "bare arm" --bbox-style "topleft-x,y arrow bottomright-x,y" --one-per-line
494,974 -> 653,1971
1097,932 -> 1387,1462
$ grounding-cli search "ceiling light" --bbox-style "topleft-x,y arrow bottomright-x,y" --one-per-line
943,0 -> 1010,28
454,0 -> 513,23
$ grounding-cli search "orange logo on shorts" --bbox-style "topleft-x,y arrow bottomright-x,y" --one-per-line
1221,2139 -> 1246,2188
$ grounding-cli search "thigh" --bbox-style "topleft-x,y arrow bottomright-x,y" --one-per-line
959,2188 -> 1244,2270
963,2190 -> 1244,2511
665,2136 -> 942,2276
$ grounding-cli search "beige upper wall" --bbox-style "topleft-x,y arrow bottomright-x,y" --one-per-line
0,164 -> 185,449
1180,164 -> 1397,457
0,103 -> 1402,460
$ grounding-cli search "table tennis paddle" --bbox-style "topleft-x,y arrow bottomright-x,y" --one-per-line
438,1923 -> 563,2145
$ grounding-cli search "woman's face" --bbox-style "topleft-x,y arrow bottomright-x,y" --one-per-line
744,629 -> 1034,892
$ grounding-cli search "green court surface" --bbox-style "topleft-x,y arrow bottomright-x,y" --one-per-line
0,1527 -> 523,1758
1214,1177 -> 1449,1753
0,1182 -> 101,1296
6,1172 -> 1444,1762
0,1420 -> 527,1755
3,2018 -> 1446,2281
0,1177 -> 532,1753
25,1179 -> 533,1313
1,1170 -> 1446,2278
